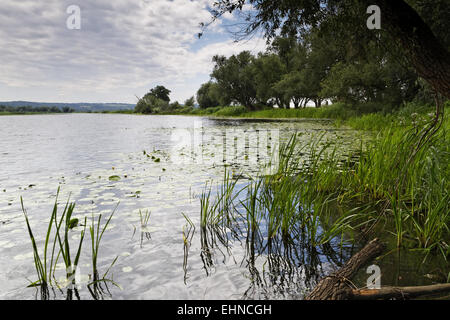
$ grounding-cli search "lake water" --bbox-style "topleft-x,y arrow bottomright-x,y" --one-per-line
0,114 -> 365,300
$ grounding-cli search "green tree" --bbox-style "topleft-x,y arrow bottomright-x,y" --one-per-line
135,93 -> 169,114
302,31 -> 341,107
196,81 -> 230,109
211,51 -> 259,110
274,71 -> 309,108
196,82 -> 216,109
184,96 -> 195,107
149,85 -> 171,102
252,53 -> 288,108
320,39 -> 419,106
208,0 -> 450,99
270,37 -> 310,108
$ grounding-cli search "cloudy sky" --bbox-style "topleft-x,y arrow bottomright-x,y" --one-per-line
0,0 -> 266,104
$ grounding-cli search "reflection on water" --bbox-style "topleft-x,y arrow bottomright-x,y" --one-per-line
0,114 -> 365,300
187,208 -> 358,299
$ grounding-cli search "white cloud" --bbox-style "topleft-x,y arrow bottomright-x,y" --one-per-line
0,0 -> 266,103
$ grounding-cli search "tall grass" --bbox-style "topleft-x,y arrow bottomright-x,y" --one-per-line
198,134 -> 354,250
21,189 -> 86,292
198,110 -> 449,261
21,189 -> 119,299
89,207 -> 118,282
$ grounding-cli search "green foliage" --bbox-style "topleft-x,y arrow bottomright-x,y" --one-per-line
211,51 -> 259,110
21,189 -> 119,298
184,96 -> 195,107
237,103 -> 358,119
196,81 -> 230,109
199,0 -> 450,112
252,53 -> 287,107
135,94 -> 170,114
0,105 -> 73,114
149,85 -> 171,102
213,105 -> 247,116
200,30 -> 421,112
198,110 -> 450,261
135,85 -> 173,114
320,47 -> 419,106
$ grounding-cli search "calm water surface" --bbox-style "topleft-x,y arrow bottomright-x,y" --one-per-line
0,114 -> 364,300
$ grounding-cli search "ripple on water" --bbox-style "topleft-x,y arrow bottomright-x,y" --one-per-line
0,115 -> 365,299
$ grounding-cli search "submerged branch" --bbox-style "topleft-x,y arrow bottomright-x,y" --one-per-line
351,283 -> 450,300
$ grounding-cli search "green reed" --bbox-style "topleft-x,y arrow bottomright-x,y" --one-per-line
89,206 -> 118,282
21,188 -> 87,299
21,188 -> 119,298
198,111 -> 449,260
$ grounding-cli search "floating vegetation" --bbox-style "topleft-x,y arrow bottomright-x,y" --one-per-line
108,175 -> 121,181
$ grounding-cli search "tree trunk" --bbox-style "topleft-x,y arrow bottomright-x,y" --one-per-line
366,0 -> 450,98
305,238 -> 385,300
314,98 -> 322,108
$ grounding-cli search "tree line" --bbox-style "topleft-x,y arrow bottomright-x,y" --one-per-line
136,0 -> 448,114
0,105 -> 75,114
196,30 -> 440,111
204,0 -> 449,102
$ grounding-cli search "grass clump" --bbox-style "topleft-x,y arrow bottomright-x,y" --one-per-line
21,188 -> 119,299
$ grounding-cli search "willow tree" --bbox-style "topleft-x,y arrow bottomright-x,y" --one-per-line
203,0 -> 449,99
202,0 -> 449,159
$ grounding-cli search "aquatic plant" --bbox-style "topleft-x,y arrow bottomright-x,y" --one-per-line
89,206 -> 118,282
21,189 -> 119,299
21,189 -> 86,296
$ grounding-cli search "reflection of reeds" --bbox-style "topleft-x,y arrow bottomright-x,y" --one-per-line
139,209 -> 152,246
199,134 -> 351,249
139,209 -> 151,228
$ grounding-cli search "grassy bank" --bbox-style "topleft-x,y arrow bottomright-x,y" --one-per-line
131,101 -> 448,131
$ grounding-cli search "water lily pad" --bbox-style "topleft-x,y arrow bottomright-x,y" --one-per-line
109,175 -> 121,181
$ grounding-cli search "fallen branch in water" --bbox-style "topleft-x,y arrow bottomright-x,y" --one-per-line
306,238 -> 450,300
351,283 -> 450,300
